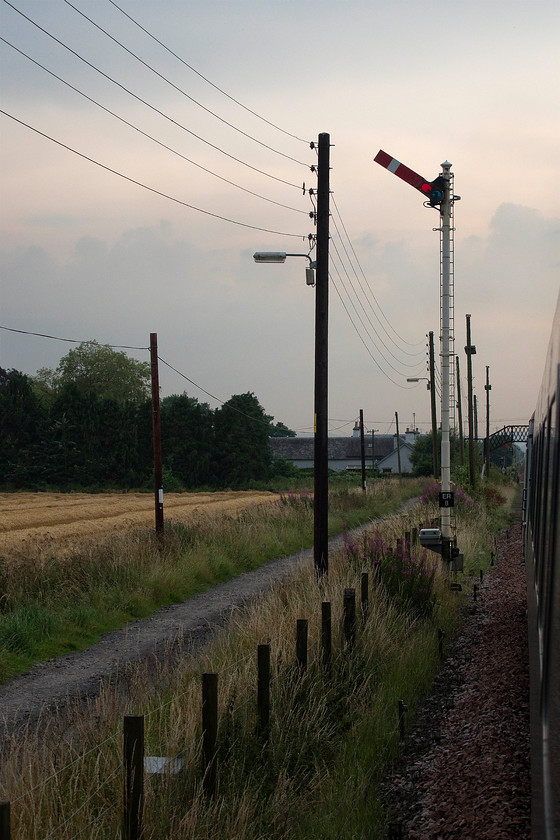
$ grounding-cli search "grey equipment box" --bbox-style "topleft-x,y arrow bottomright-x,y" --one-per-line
419,528 -> 442,547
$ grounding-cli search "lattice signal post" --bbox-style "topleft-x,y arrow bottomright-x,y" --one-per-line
374,151 -> 460,562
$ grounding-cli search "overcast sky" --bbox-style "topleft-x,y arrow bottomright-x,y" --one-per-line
1,0 -> 559,438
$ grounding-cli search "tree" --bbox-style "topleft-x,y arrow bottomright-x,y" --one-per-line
39,341 -> 151,405
0,368 -> 47,487
213,393 -> 272,486
267,418 -> 296,437
161,393 -> 214,488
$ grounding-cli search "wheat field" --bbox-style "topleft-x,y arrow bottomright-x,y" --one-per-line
0,490 -> 280,553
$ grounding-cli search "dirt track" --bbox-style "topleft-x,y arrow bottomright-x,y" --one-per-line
0,490 -> 280,553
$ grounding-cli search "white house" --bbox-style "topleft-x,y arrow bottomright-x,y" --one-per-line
270,424 -> 420,474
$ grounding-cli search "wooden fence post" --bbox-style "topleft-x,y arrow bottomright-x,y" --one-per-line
322,602 -> 332,673
257,644 -> 270,743
202,673 -> 218,797
0,802 -> 10,840
296,619 -> 308,671
361,573 -> 369,621
343,588 -> 356,649
123,715 -> 144,840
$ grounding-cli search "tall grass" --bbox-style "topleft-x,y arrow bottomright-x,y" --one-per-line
0,479 -> 514,839
0,478 -> 422,682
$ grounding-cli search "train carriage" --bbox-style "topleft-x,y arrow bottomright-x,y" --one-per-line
524,290 -> 560,840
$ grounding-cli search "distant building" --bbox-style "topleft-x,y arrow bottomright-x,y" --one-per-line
270,422 -> 420,474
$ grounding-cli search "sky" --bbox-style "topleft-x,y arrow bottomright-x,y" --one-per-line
1,0 -> 559,439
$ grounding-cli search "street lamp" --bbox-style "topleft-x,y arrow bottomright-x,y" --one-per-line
253,252 -> 316,286
406,376 -> 431,389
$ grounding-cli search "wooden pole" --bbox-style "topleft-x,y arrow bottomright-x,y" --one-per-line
359,409 -> 366,492
150,333 -> 164,542
296,619 -> 308,671
202,673 -> 218,796
395,412 -> 402,479
0,802 -> 10,840
257,644 -> 271,743
314,132 -> 330,576
456,354 -> 464,466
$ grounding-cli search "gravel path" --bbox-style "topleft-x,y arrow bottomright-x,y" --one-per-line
0,499 -> 423,738
381,518 -> 531,839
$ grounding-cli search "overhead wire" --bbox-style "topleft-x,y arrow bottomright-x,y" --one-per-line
328,266 -> 417,390
0,324 -> 149,351
1,0 -> 306,190
62,0 -> 310,167
331,195 -> 425,350
106,0 -> 310,144
329,241 -> 424,383
1,37 -> 307,216
329,219 -> 425,371
0,109 -> 307,238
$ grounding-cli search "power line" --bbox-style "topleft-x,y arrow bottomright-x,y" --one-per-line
0,324 -> 149,350
329,229 -> 424,372
331,195 -> 425,350
329,269 -> 418,390
107,0 -> 310,145
1,0 -> 305,190
62,0 -> 310,167
1,37 -> 307,216
0,109 -> 307,238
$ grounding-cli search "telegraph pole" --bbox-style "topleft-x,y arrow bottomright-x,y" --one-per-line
428,330 -> 439,478
395,411 -> 402,479
314,133 -> 330,575
465,314 -> 476,488
150,332 -> 164,541
485,366 -> 491,479
359,409 -> 366,492
456,354 -> 464,466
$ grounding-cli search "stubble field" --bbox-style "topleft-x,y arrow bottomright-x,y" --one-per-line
0,490 -> 280,554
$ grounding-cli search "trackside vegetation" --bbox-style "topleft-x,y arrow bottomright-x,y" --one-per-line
0,477 -> 517,839
0,478 -> 421,683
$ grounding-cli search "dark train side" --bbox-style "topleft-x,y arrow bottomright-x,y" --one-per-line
523,290 -> 560,840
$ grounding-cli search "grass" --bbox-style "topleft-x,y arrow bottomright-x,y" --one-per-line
0,477 -> 422,683
0,478 -> 516,839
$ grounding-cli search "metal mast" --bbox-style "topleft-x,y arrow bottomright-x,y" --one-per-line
439,162 -> 454,559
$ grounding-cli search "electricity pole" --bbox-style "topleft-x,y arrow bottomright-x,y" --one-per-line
456,354 -> 464,466
150,332 -> 164,541
395,411 -> 402,479
314,133 -> 330,575
465,314 -> 476,488
485,365 -> 491,479
359,409 -> 366,492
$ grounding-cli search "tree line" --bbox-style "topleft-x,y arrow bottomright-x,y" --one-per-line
0,342 -> 295,492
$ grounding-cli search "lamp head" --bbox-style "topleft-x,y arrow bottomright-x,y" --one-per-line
253,252 -> 287,264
